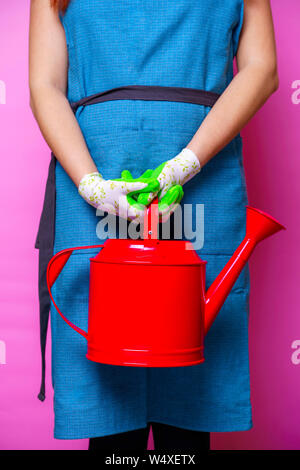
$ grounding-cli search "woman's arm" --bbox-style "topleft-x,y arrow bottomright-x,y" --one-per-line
29,0 -> 97,186
186,0 -> 279,166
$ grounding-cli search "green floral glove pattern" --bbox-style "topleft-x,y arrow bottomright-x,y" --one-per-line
137,148 -> 201,208
78,171 -> 159,224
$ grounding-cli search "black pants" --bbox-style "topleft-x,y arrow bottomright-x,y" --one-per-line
89,422 -> 210,451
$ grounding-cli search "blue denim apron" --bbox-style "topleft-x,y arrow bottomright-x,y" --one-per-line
36,0 -> 252,439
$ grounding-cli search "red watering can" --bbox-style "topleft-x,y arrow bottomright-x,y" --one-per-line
47,199 -> 285,367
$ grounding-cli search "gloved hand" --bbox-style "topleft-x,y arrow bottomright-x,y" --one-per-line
122,169 -> 184,222
136,148 -> 201,208
78,171 -> 160,224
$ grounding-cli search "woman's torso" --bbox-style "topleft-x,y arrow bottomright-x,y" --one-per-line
61,0 -> 243,136
55,0 -> 247,254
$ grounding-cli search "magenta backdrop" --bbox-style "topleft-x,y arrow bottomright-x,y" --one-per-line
0,1 -> 299,450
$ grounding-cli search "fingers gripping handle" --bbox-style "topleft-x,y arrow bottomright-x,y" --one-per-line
46,245 -> 105,339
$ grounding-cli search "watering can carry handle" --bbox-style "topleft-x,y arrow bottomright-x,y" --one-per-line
143,196 -> 159,239
46,244 -> 105,340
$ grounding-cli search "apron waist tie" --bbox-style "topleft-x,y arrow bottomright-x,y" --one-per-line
70,84 -> 220,113
35,85 -> 221,401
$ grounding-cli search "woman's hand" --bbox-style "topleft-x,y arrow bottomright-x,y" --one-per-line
123,169 -> 185,222
136,148 -> 200,206
78,171 -> 160,224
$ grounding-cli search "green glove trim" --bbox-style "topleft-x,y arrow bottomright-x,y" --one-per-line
158,184 -> 184,220
111,171 -> 160,210
159,184 -> 183,210
117,169 -> 183,217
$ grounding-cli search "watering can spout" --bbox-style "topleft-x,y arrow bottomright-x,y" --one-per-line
204,206 -> 285,334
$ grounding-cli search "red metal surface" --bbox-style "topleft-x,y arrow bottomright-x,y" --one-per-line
47,200 -> 285,367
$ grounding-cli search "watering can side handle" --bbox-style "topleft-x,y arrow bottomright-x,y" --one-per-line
46,244 -> 105,340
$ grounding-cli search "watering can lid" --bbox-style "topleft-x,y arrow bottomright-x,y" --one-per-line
92,238 -> 205,266
92,199 -> 205,266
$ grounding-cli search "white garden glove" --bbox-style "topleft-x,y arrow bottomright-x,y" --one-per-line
78,171 -> 160,224
137,148 -> 201,207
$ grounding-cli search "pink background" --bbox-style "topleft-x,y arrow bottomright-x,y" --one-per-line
0,0 -> 299,450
